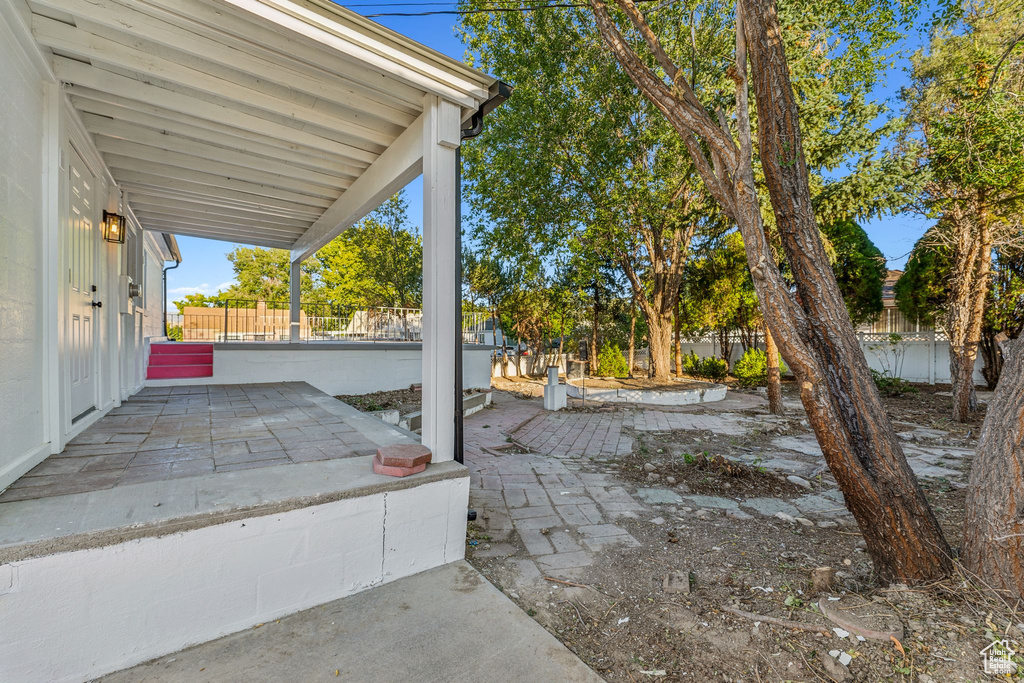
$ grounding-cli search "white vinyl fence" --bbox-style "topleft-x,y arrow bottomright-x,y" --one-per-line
491,331 -> 984,385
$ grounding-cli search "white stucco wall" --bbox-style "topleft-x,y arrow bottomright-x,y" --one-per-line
0,10 -> 48,489
149,344 -> 494,395
0,476 -> 468,683
142,234 -> 166,342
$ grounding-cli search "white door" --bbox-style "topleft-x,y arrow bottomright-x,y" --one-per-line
67,149 -> 98,420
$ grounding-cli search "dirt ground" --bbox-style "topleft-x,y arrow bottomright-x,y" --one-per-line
335,387 -> 423,414
336,387 -> 490,415
467,383 -> 1023,682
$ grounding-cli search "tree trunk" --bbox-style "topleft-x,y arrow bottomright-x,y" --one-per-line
945,209 -> 992,422
590,0 -> 953,583
628,300 -> 637,378
741,0 -> 953,582
590,282 -> 601,376
717,327 -> 732,364
674,304 -> 683,377
647,311 -> 674,381
963,336 -> 1024,600
980,327 -> 1004,390
765,327 -> 784,415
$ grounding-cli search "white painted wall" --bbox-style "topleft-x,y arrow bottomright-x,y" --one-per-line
148,344 -> 493,395
859,334 -> 985,385
0,4 -> 49,489
0,476 -> 469,683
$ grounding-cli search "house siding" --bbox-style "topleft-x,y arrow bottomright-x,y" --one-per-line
0,15 -> 48,486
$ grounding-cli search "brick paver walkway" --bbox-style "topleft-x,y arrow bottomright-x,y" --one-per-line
465,395 -> 643,580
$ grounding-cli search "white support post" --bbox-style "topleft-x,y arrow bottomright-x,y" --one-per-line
421,95 -> 461,462
289,259 -> 301,342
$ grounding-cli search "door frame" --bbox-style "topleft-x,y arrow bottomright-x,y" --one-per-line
64,141 -> 102,425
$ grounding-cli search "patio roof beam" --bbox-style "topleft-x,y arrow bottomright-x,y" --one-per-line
118,182 -> 323,220
29,0 -> 420,127
126,197 -> 314,228
94,138 -> 343,198
53,57 -> 378,164
131,206 -> 312,233
135,220 -> 301,248
33,15 -> 399,150
133,209 -> 307,233
83,116 -> 362,185
290,111 -> 426,262
70,92 -> 359,169
106,158 -> 335,209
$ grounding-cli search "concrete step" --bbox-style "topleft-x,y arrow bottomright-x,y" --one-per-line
146,364 -> 214,380
150,343 -> 214,354
148,353 -> 213,366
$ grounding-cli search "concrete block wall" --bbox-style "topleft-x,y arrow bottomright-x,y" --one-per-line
0,476 -> 469,683
147,345 -> 494,395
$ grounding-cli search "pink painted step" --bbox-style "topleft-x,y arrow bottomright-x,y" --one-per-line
147,364 -> 214,379
149,353 -> 213,366
151,343 -> 213,354
148,343 -> 214,380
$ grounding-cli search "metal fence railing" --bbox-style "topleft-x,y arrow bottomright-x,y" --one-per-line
166,300 -> 488,343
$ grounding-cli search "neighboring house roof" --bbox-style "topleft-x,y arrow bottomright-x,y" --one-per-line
882,269 -> 903,306
28,0 -> 505,252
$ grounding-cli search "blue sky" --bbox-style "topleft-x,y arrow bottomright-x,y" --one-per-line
165,6 -> 934,306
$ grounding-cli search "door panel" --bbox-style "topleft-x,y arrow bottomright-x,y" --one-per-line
68,149 -> 97,419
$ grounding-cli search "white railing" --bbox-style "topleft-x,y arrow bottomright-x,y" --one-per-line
166,303 -> 489,344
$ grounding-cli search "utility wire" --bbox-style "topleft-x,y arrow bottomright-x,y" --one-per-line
338,0 -> 660,17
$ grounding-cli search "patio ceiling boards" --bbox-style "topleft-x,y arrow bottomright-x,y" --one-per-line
27,0 -> 499,251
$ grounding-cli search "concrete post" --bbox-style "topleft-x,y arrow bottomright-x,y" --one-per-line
421,95 -> 460,461
289,259 -> 301,342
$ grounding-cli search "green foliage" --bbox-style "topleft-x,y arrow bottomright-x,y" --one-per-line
819,220 -> 887,326
681,351 -> 728,382
894,229 -> 952,328
897,234 -> 1024,338
167,325 -> 183,341
172,292 -> 223,314
733,348 -> 789,388
316,193 -> 422,308
871,370 -> 918,397
596,341 -> 629,377
679,232 -> 760,338
902,0 -> 1024,226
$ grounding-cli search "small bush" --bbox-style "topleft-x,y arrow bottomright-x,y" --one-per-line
733,348 -> 788,387
681,351 -> 699,376
596,341 -> 629,377
681,351 -> 727,381
167,325 -> 183,341
871,369 -> 917,397
697,356 -> 728,381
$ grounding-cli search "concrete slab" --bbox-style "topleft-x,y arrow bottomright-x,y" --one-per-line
635,487 -> 684,505
0,457 -> 466,563
99,562 -> 602,683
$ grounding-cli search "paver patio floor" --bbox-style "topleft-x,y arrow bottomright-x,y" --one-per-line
0,382 -> 396,503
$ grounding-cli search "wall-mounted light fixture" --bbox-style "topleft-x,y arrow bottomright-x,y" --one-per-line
102,210 -> 126,244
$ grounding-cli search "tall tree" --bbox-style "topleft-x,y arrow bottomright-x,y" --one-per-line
317,192 -> 423,308
897,234 -> 1024,388
588,0 -> 953,581
901,0 -> 1024,421
459,3 -> 725,379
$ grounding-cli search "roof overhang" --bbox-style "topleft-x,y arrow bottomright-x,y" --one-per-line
27,0 -> 501,250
